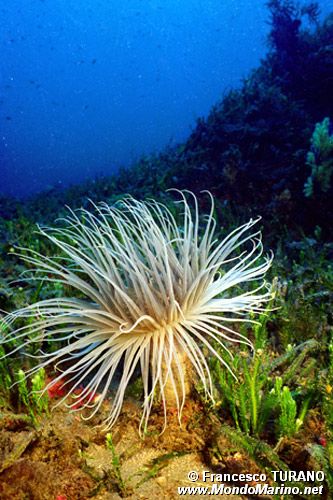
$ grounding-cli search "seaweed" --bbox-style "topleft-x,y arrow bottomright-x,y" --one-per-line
0,1 -> 332,497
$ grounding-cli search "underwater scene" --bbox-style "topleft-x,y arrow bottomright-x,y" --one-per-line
0,1 -> 333,498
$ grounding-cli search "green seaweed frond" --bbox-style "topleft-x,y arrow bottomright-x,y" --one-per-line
304,117 -> 333,197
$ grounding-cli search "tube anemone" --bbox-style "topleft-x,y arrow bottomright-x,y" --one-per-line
1,191 -> 273,432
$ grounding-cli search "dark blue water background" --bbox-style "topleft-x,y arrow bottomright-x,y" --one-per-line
0,0 -> 331,198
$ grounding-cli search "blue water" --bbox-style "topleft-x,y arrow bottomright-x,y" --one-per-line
0,0 -> 331,198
